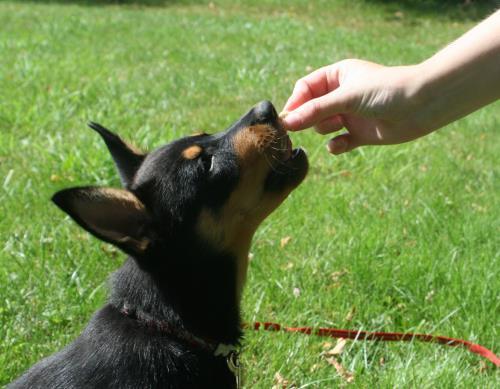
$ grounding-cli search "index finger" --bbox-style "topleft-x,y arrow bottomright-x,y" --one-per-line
283,65 -> 340,112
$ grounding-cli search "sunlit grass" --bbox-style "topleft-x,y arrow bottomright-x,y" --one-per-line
1,0 -> 499,386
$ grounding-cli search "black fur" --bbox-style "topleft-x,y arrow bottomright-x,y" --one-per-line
88,121 -> 145,188
10,101 -> 308,388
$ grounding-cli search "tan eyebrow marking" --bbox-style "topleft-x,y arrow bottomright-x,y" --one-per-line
182,145 -> 203,159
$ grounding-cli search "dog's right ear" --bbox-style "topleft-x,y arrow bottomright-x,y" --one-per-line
88,122 -> 145,188
52,186 -> 153,257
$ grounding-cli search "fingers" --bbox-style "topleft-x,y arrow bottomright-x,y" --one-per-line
314,115 -> 344,134
327,133 -> 360,155
282,90 -> 347,131
283,65 -> 340,113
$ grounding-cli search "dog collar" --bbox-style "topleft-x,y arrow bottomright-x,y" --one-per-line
119,305 -> 242,387
118,305 -> 238,357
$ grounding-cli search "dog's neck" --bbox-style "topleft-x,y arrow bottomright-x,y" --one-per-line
109,251 -> 243,346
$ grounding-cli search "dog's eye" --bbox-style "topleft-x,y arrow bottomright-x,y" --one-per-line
201,154 -> 214,172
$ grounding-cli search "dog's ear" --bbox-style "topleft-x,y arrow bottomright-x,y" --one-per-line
52,187 -> 153,257
88,122 -> 145,187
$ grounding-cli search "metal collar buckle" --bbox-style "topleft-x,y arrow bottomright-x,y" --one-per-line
226,351 -> 242,389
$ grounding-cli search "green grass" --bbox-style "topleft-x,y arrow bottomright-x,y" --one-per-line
1,0 -> 499,387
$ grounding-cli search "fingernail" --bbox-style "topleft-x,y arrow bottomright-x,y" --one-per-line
327,138 -> 347,154
283,112 -> 300,129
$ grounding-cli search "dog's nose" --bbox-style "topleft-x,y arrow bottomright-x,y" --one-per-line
251,100 -> 277,123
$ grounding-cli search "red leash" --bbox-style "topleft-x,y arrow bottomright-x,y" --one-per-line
248,321 -> 500,367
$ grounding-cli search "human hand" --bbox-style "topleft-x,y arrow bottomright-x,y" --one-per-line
282,59 -> 431,154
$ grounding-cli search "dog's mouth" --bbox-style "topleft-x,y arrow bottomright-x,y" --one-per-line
262,115 -> 308,189
268,118 -> 306,167
231,100 -> 308,187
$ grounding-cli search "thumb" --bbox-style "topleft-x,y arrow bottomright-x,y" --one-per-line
327,133 -> 359,155
282,90 -> 348,131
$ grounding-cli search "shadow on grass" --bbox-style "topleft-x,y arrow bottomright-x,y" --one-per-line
5,0 -> 201,6
8,0 -> 499,17
366,0 -> 499,21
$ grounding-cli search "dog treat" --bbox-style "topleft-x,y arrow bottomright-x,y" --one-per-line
279,110 -> 289,119
279,110 -> 291,131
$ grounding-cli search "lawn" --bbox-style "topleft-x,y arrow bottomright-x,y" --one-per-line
1,0 -> 499,387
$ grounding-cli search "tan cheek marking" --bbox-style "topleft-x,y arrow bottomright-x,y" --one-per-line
182,145 -> 202,159
195,124 -> 294,301
196,155 -> 277,301
197,207 -> 254,302
232,128 -> 257,162
232,125 -> 274,162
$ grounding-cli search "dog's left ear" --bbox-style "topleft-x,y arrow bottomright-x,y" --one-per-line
52,187 -> 153,257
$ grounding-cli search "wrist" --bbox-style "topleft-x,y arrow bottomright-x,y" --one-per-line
404,61 -> 445,134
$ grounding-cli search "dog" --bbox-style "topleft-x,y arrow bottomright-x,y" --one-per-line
10,101 -> 308,388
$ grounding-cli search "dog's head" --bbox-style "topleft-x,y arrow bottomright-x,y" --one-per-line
53,101 -> 308,296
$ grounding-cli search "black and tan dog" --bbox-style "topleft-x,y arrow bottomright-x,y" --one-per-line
10,101 -> 308,388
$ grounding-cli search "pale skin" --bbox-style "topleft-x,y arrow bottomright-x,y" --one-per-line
282,9 -> 500,154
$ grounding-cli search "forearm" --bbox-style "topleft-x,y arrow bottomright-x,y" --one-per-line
412,9 -> 500,132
